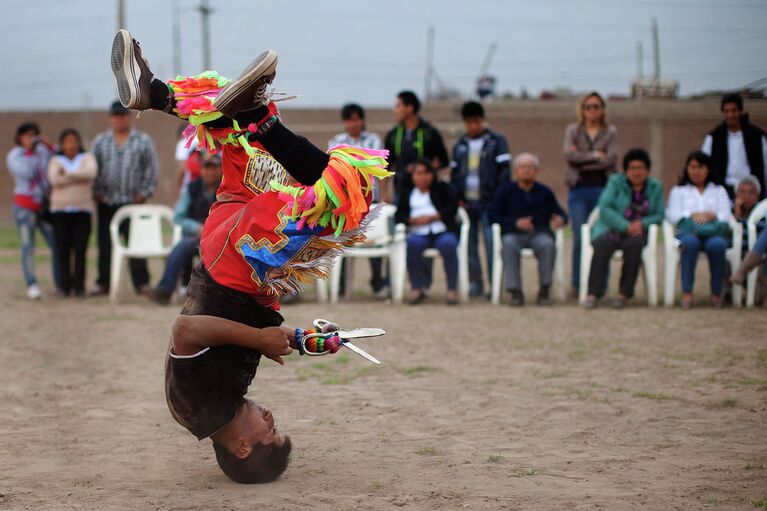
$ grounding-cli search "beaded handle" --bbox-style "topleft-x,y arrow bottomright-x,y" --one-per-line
295,328 -> 341,356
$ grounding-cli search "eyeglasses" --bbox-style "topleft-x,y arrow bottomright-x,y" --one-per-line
583,104 -> 603,111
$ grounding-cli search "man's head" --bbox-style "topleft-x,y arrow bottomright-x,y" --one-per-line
721,93 -> 744,131
735,175 -> 761,211
201,153 -> 223,188
461,101 -> 485,138
512,152 -> 540,185
341,103 -> 365,138
394,90 -> 420,123
109,100 -> 133,133
15,122 -> 40,149
212,400 -> 292,484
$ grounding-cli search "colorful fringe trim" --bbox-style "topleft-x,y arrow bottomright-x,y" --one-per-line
270,145 -> 393,237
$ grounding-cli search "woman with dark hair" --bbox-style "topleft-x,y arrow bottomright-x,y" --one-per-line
395,159 -> 460,305
47,128 -> 97,297
6,121 -> 59,299
563,91 -> 620,296
666,150 -> 732,309
584,149 -> 664,309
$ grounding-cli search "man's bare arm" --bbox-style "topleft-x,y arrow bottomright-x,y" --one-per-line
171,315 -> 296,364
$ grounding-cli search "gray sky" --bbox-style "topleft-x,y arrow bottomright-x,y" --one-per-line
2,0 -> 766,111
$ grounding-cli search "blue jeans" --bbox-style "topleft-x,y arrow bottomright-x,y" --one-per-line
407,232 -> 459,291
568,186 -> 604,289
156,236 -> 200,294
466,201 -> 493,294
678,233 -> 727,296
12,205 -> 60,288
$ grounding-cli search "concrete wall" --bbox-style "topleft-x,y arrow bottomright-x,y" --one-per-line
2,99 -> 766,227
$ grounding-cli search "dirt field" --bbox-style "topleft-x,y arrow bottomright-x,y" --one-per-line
1,249 -> 766,511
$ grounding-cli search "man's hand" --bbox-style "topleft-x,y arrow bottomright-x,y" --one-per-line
594,150 -> 607,160
134,195 -> 146,204
626,220 -> 644,237
516,216 -> 534,233
691,212 -> 716,224
550,214 -> 565,230
260,326 -> 293,365
734,197 -> 745,219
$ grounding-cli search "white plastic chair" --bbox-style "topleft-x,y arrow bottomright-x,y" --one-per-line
490,224 -> 565,305
578,207 -> 659,306
662,219 -> 742,307
392,207 -> 470,303
329,204 -> 403,303
745,199 -> 767,307
109,205 -> 181,303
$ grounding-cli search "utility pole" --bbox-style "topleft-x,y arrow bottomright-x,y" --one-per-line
172,0 -> 181,74
636,41 -> 643,77
199,0 -> 212,70
117,0 -> 125,29
425,26 -> 435,101
651,17 -> 660,82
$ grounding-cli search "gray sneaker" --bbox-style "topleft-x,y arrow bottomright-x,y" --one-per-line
111,29 -> 154,110
212,50 -> 278,118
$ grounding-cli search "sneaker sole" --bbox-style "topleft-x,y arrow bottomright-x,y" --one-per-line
111,29 -> 140,109
212,49 -> 278,115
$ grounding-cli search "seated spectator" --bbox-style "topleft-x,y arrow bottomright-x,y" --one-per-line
584,149 -> 664,309
47,128 -> 97,297
149,153 -> 222,304
395,159 -> 460,305
666,151 -> 732,309
733,175 -> 764,248
489,153 -> 567,306
731,176 -> 767,302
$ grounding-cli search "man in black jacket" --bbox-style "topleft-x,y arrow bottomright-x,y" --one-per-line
702,93 -> 767,198
450,101 -> 511,297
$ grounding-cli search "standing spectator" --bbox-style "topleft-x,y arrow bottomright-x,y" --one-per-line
489,153 -> 567,306
450,101 -> 511,298
91,101 -> 158,296
6,122 -> 60,299
584,149 -> 664,309
150,154 -> 222,304
328,103 -> 388,298
666,151 -> 732,309
563,92 -> 619,295
701,93 -> 767,197
385,90 -> 449,199
395,159 -> 460,305
47,129 -> 97,297
174,123 -> 201,195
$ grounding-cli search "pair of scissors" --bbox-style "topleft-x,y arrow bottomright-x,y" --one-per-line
300,319 -> 386,365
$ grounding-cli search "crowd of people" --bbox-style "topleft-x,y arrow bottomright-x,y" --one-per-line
6,91 -> 767,308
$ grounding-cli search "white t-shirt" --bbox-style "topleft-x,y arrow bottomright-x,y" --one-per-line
464,137 -> 484,201
409,188 -> 446,236
701,131 -> 767,187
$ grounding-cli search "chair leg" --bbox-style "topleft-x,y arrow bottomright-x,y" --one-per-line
578,247 -> 592,305
109,251 -> 123,303
746,268 -> 758,307
642,253 -> 658,306
329,256 -> 343,304
664,251 -> 678,307
491,250 -> 502,305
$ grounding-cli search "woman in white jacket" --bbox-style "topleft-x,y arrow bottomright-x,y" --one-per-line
666,151 -> 732,309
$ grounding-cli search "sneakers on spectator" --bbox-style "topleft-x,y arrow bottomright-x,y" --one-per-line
213,50 -> 278,118
509,289 -> 524,307
584,295 -> 598,309
536,286 -> 551,306
111,29 -> 154,110
374,285 -> 390,300
26,284 -> 42,300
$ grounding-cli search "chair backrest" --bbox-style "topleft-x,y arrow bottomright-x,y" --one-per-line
587,207 -> 601,227
363,204 -> 397,245
747,199 -> 767,227
111,205 -> 176,253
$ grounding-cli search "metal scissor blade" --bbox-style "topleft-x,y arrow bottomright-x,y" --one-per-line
341,341 -> 381,365
336,328 -> 387,339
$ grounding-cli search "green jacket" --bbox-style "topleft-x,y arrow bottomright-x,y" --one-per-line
590,173 -> 665,241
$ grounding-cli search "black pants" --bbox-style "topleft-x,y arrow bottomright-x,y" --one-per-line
52,212 -> 91,294
587,233 -> 645,298
96,202 -> 150,291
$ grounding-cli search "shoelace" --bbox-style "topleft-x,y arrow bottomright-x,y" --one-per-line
257,87 -> 299,105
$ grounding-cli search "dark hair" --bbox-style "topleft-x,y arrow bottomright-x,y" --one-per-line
461,101 -> 484,120
721,93 -> 743,112
397,90 -> 421,114
15,122 -> 40,145
213,436 -> 292,484
679,150 -> 714,186
58,128 -> 85,155
341,103 -> 364,120
622,148 -> 651,172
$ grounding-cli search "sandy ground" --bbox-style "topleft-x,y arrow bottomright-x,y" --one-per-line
1,250 -> 766,511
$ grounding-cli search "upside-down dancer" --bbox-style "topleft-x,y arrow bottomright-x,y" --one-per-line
110,30 -> 391,483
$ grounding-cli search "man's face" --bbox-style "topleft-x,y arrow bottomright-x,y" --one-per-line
343,113 -> 364,138
464,117 -> 484,138
394,99 -> 411,123
722,102 -> 742,130
201,163 -> 223,187
239,400 -> 284,450
514,160 -> 538,183
736,182 -> 759,210
110,113 -> 132,133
